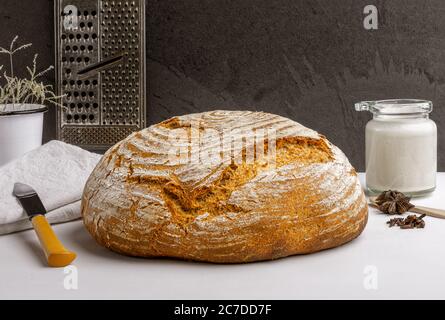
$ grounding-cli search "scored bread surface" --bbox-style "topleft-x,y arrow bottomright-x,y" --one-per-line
82,110 -> 368,263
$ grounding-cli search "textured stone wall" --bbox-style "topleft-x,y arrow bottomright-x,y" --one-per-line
1,0 -> 444,171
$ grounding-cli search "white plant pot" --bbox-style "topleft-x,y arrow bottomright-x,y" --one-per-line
0,104 -> 48,166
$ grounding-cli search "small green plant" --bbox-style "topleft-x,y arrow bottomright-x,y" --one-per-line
0,36 -> 63,112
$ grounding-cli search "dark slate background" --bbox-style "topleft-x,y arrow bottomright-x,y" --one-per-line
1,0 -> 444,171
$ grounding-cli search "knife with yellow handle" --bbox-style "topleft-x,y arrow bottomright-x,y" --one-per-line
13,183 -> 76,267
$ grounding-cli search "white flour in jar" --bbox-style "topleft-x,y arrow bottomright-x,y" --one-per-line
365,116 -> 437,194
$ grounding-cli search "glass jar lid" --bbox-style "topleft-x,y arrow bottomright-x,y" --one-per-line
355,99 -> 432,115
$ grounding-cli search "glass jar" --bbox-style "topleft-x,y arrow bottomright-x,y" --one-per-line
355,99 -> 437,196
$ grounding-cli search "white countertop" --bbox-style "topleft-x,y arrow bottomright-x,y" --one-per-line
1,173 -> 445,300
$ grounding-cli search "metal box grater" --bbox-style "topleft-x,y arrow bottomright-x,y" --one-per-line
55,0 -> 146,151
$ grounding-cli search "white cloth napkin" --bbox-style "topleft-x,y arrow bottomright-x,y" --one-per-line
0,140 -> 101,234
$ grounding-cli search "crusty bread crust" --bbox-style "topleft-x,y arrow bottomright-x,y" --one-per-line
81,110 -> 368,263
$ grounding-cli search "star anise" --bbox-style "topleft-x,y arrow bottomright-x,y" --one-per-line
374,190 -> 414,215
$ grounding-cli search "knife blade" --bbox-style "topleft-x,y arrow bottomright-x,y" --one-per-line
13,183 -> 76,267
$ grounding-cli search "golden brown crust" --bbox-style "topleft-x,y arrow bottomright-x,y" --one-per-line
81,110 -> 368,263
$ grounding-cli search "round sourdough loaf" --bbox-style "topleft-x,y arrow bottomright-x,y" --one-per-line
82,110 -> 367,263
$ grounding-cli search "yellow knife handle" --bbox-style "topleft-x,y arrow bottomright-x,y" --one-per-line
31,215 -> 76,267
